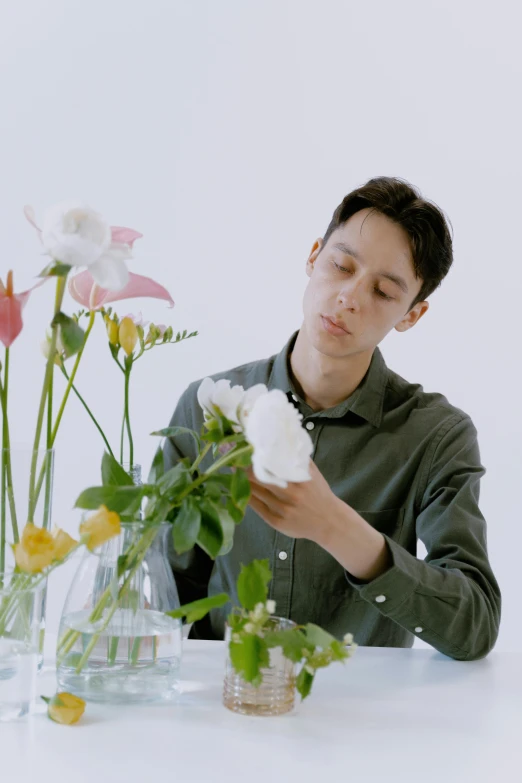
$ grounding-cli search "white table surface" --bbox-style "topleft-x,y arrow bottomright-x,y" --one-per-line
1,640 -> 521,783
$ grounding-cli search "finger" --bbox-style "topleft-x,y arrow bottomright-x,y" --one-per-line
248,494 -> 285,526
249,485 -> 286,518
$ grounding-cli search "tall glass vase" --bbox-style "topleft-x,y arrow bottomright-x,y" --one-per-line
0,447 -> 54,669
0,570 -> 46,721
56,521 -> 183,703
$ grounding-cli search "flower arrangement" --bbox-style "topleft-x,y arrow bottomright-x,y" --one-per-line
72,375 -> 357,706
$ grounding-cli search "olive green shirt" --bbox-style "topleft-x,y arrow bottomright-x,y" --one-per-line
164,330 -> 501,660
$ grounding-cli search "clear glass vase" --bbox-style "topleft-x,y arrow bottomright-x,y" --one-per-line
1,447 -> 54,670
0,570 -> 46,721
56,521 -> 182,704
223,617 -> 297,716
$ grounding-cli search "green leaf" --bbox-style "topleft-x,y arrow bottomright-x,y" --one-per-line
166,592 -> 230,623
264,628 -> 313,663
74,485 -> 143,514
226,497 -> 245,524
38,262 -> 72,278
229,634 -> 269,686
101,452 -> 134,487
147,445 -> 165,484
196,499 -> 225,559
231,468 -> 251,509
303,623 -> 338,650
237,559 -> 272,611
151,426 -> 201,451
51,312 -> 85,357
172,497 -> 201,554
157,462 -> 192,496
296,667 -> 315,700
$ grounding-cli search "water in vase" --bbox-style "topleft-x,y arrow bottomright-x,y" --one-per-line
56,608 -> 182,703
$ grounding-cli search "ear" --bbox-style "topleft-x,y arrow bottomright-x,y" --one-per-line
394,300 -> 429,332
306,239 -> 324,277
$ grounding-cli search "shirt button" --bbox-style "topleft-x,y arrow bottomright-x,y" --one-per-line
415,627 -> 423,633
305,421 -> 315,431
292,394 -> 298,402
278,551 -> 288,561
375,595 -> 387,603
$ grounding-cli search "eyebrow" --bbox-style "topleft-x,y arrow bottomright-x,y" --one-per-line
332,241 -> 409,294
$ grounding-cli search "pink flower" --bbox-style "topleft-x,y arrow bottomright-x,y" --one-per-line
0,271 -> 37,347
68,270 -> 174,311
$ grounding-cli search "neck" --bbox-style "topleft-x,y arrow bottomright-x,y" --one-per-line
289,324 -> 374,412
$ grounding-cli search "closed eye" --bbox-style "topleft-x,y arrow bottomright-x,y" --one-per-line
332,262 -> 394,301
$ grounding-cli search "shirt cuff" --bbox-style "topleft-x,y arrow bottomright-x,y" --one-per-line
344,535 -> 419,614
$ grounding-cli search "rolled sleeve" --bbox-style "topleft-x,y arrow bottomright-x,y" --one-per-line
345,414 -> 502,661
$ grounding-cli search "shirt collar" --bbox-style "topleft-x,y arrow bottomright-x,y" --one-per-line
268,329 -> 388,428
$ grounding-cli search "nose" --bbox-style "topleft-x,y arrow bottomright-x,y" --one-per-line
337,280 -> 362,313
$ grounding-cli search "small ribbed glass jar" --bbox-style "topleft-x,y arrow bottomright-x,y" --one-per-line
223,617 -> 297,716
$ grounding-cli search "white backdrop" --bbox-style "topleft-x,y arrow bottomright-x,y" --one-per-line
1,0 -> 520,651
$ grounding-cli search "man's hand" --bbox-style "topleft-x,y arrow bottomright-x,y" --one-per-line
246,459 -> 392,581
246,459 -> 343,544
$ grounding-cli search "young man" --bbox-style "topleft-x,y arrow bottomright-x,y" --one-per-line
164,177 -> 501,660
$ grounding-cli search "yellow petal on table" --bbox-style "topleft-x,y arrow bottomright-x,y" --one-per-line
45,692 -> 86,725
79,505 -> 121,551
13,522 -> 55,573
52,528 -> 78,561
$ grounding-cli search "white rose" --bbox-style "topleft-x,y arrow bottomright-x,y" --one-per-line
244,389 -> 313,488
197,377 -> 245,425
237,383 -> 268,429
40,201 -> 130,290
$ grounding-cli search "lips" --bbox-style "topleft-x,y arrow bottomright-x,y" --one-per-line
324,316 -> 350,334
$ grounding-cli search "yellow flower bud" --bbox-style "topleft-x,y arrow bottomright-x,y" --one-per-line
44,692 -> 86,725
79,505 -> 121,552
52,528 -> 78,561
105,316 -> 120,346
118,317 -> 138,356
13,523 -> 55,573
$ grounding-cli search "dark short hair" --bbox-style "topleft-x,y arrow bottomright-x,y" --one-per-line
322,177 -> 453,310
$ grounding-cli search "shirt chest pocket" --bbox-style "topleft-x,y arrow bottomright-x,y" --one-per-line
311,507 -> 405,599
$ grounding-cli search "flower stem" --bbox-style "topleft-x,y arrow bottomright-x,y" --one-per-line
0,349 -> 19,545
50,309 -> 95,446
59,364 -> 114,458
28,277 -> 66,519
72,527 -> 158,674
176,443 -> 253,505
31,308 -> 96,515
124,357 -> 134,469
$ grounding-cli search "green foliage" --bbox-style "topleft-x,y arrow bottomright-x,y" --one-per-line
101,451 -> 134,487
74,484 -> 143,514
52,312 -> 85,357
172,497 -> 201,554
167,592 -> 229,623
229,634 -> 270,687
237,559 -> 271,610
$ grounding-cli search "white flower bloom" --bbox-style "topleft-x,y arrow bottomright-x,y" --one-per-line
40,201 -> 131,291
243,622 -> 256,634
266,599 -> 276,614
196,377 -> 245,425
251,602 -> 265,622
343,633 -> 354,646
244,389 -> 314,488
237,383 -> 268,429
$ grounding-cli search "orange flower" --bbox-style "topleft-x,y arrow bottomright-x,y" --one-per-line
52,528 -> 78,561
13,523 -> 55,573
43,692 -> 85,725
79,505 -> 121,551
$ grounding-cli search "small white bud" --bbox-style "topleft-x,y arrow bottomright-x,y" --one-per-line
243,623 -> 256,634
343,633 -> 354,646
266,599 -> 276,614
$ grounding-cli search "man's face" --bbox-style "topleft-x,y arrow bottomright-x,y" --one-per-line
302,208 -> 428,357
